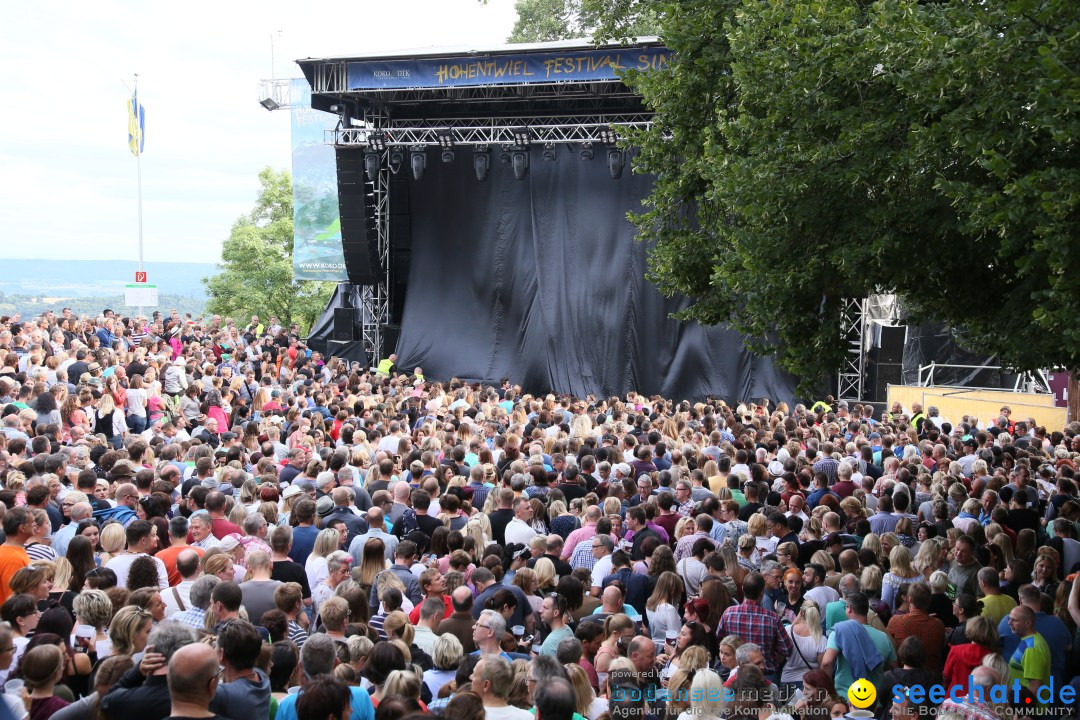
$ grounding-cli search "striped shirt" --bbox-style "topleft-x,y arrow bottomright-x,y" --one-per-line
25,543 -> 58,563
287,620 -> 307,647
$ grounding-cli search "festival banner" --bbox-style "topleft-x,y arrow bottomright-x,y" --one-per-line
347,47 -> 670,90
291,78 -> 348,281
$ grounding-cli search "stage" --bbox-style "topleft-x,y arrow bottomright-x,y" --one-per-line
298,40 -> 800,402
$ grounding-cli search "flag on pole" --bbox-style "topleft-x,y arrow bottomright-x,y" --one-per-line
127,89 -> 145,156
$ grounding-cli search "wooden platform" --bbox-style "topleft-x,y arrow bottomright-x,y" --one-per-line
886,385 -> 1066,430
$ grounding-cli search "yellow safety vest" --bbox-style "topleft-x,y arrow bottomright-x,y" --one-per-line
376,358 -> 395,376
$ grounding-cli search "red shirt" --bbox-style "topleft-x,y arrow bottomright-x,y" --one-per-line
407,594 -> 452,624
211,517 -> 243,540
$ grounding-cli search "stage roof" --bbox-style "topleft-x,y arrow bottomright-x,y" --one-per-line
296,38 -> 668,120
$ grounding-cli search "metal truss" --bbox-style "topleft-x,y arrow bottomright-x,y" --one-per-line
356,110 -> 392,363
329,113 -> 653,148
312,62 -> 348,94
256,79 -> 292,110
837,297 -> 868,401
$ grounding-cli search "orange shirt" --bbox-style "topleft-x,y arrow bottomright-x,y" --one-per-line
0,545 -> 31,604
155,545 -> 206,586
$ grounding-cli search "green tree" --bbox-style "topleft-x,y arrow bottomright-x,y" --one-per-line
203,168 -> 334,333
507,0 -> 658,43
590,0 -> 1080,391
508,0 -> 581,42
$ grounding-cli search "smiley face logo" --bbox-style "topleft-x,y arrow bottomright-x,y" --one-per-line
848,678 -> 876,709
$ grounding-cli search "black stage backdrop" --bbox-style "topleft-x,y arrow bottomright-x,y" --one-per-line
394,146 -> 797,403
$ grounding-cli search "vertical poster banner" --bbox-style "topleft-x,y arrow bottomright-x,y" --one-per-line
291,78 -> 348,281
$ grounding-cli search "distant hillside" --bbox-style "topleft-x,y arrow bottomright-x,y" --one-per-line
0,260 -> 217,298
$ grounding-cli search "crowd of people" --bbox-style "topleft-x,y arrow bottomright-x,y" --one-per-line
0,307 -> 1077,720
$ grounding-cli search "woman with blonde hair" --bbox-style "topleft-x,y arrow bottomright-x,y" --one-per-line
747,513 -> 777,562
673,516 -> 695,544
92,393 -> 126,448
533,557 -> 557,593
675,668 -> 725,720
860,533 -> 884,566
781,602 -> 826,696
775,542 -> 799,571
913,537 -> 947,581
382,611 -> 415,649
462,517 -> 489,561
202,552 -> 237,584
108,605 -> 152,657
565,662 -> 607,720
354,537 -> 386,597
882,545 -> 921,613
840,496 -> 867,532
72,589 -> 114,658
97,523 -> 126,567
861,564 -> 883,602
306,528 -> 342,592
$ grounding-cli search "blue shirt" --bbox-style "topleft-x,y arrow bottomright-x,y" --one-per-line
276,684 -> 374,720
288,525 -> 320,564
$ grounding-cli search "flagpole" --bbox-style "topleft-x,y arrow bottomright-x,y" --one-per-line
135,74 -> 144,277
134,74 -> 144,319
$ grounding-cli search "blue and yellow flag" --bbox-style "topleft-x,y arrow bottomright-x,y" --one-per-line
127,89 -> 145,156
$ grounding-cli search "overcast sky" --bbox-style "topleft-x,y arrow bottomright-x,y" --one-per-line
0,0 -> 518,263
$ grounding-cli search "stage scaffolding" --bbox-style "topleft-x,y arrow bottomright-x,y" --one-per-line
334,110 -> 654,363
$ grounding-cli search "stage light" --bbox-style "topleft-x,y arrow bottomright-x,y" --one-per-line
437,130 -> 454,149
363,151 -> 380,181
607,149 -> 624,179
541,144 -> 557,162
410,148 -> 427,180
368,132 -> 387,151
473,148 -> 490,181
512,148 -> 529,180
512,126 -> 532,146
388,149 -> 405,174
600,127 -> 618,145
580,142 -> 594,161
441,150 -> 455,163
259,98 -> 280,111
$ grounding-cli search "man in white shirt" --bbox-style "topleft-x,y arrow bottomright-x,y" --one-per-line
504,498 -> 538,546
590,535 -> 615,596
106,519 -> 169,589
163,549 -> 202,617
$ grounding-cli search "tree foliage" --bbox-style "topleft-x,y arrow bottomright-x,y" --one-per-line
507,0 -> 658,43
203,168 -> 334,334
588,0 -> 1080,392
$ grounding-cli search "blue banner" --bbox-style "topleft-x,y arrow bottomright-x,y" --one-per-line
347,47 -> 670,90
291,78 -> 348,281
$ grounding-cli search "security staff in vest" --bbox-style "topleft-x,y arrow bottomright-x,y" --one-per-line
376,353 -> 398,377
